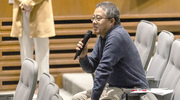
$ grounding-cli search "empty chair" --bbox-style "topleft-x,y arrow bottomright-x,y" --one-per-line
146,30 -> 174,88
158,39 -> 180,89
37,72 -> 55,100
134,20 -> 157,70
13,58 -> 38,100
140,39 -> 180,100
152,39 -> 180,100
43,82 -> 61,100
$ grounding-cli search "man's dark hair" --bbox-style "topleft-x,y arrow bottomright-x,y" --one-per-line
96,2 -> 120,25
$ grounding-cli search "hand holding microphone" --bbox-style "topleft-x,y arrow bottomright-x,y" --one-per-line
19,1 -> 32,13
74,30 -> 92,60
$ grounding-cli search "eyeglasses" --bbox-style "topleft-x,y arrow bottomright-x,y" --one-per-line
90,17 -> 110,22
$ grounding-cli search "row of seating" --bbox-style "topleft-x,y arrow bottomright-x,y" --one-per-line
140,39 -> 180,100
13,58 -> 63,100
130,20 -> 180,100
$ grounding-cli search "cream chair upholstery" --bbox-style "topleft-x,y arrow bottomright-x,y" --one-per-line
37,72 -> 63,100
146,30 -> 174,88
51,93 -> 63,100
43,82 -> 61,100
13,58 -> 38,100
140,39 -> 180,100
158,39 -> 180,89
37,72 -> 55,100
134,20 -> 157,70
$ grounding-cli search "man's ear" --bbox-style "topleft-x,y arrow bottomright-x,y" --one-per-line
110,18 -> 115,26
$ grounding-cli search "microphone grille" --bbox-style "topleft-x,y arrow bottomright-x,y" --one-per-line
87,30 -> 93,36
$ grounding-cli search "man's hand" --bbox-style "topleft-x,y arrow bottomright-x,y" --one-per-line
87,98 -> 91,100
19,1 -> 32,13
75,39 -> 88,59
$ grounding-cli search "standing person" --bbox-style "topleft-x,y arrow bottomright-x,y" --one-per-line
73,1 -> 148,100
11,0 -> 55,80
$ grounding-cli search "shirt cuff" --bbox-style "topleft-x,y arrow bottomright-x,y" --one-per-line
91,90 -> 101,100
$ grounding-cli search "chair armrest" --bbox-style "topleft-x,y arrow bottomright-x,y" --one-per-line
123,88 -> 173,100
140,92 -> 173,100
146,75 -> 155,80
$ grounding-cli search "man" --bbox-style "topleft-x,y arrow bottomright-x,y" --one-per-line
11,0 -> 55,81
73,2 -> 148,100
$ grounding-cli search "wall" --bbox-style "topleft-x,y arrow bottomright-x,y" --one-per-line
1,0 -> 180,18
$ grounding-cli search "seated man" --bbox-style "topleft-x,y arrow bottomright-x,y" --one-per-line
73,1 -> 148,100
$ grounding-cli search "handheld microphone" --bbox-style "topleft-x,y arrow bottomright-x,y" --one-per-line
74,30 -> 92,60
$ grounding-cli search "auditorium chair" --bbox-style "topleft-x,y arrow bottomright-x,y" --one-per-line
13,58 -> 38,100
36,72 -> 55,100
146,30 -> 174,88
42,82 -> 63,100
158,39 -> 180,90
129,39 -> 180,100
141,64 -> 180,100
134,20 -> 157,70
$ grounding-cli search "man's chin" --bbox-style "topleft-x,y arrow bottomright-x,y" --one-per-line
94,32 -> 100,35
93,30 -> 99,35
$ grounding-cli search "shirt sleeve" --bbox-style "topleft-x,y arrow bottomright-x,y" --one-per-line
91,32 -> 125,100
79,38 -> 100,73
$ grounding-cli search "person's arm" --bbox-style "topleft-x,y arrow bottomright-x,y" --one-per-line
91,33 -> 125,100
79,38 -> 100,73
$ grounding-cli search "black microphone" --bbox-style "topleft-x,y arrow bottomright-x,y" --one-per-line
74,30 -> 92,60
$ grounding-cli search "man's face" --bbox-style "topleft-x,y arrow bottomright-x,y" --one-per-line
92,7 -> 113,38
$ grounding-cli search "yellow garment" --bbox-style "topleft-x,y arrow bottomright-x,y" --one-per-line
11,0 -> 55,38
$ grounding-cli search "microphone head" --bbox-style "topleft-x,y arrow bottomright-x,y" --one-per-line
73,30 -> 93,60
86,30 -> 93,36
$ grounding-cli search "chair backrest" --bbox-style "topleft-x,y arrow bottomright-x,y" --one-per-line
134,20 -> 157,70
43,82 -> 60,100
146,30 -> 174,81
37,72 -> 55,100
158,39 -> 180,89
13,58 -> 38,100
51,93 -> 63,100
